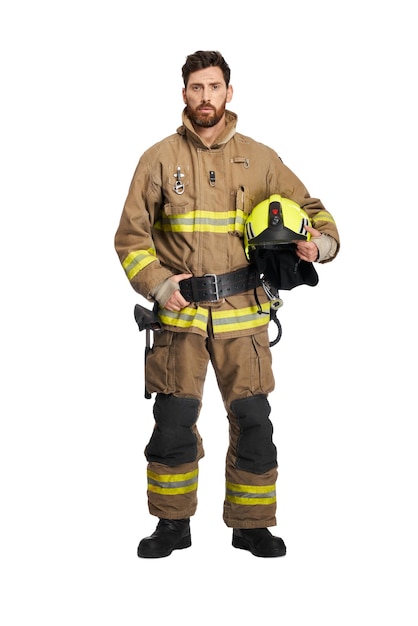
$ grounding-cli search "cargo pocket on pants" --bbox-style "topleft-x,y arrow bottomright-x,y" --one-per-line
145,330 -> 175,394
250,331 -> 275,395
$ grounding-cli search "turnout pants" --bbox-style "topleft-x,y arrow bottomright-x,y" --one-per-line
144,326 -> 278,529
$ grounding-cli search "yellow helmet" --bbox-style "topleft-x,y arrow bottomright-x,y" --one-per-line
244,194 -> 319,293
244,194 -> 312,260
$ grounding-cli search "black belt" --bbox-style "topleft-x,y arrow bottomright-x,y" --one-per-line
179,266 -> 261,303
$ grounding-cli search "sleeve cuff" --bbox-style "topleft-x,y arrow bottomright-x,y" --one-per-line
312,233 -> 338,262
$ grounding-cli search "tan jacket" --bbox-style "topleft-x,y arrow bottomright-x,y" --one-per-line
114,110 -> 340,337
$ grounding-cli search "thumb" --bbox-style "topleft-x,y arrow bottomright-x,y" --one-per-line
305,224 -> 322,238
170,273 -> 193,284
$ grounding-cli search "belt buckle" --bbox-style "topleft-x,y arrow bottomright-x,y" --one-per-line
204,273 -> 219,301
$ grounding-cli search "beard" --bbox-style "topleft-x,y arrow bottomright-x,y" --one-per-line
185,101 -> 226,128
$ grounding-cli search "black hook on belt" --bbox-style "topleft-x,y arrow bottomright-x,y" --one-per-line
134,303 -> 162,399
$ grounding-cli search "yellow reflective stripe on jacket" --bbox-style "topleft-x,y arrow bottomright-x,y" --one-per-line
154,209 -> 246,234
225,481 -> 276,506
212,302 -> 270,334
159,306 -> 209,332
147,469 -> 198,496
158,302 -> 270,335
122,248 -> 157,280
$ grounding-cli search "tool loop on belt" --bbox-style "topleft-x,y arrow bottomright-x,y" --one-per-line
179,266 -> 261,302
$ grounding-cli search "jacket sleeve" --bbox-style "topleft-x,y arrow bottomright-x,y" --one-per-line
272,155 -> 340,263
114,152 -> 174,299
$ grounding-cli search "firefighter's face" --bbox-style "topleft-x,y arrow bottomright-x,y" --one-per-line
183,66 -> 233,128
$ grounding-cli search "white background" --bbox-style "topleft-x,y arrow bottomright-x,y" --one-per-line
1,1 -> 417,624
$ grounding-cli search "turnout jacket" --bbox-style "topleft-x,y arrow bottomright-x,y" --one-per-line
114,110 -> 340,338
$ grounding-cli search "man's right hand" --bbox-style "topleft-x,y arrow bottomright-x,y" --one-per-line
164,274 -> 192,311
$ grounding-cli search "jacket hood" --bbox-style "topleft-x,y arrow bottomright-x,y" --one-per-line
177,109 -> 238,148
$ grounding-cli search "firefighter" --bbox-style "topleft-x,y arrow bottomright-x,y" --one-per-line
114,50 -> 340,558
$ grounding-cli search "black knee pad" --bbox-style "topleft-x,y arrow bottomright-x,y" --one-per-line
231,394 -> 277,474
145,393 -> 200,466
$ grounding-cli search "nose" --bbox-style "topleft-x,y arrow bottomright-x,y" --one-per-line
201,87 -> 211,102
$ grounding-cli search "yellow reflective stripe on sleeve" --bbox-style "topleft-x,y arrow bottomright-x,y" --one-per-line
158,306 -> 209,332
312,211 -> 336,225
147,469 -> 198,496
212,302 -> 270,334
122,248 -> 157,280
225,481 -> 276,506
155,209 -> 245,234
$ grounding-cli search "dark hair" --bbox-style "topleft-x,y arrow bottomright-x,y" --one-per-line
182,51 -> 231,88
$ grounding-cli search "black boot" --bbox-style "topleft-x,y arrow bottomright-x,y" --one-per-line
137,518 -> 191,558
232,527 -> 286,557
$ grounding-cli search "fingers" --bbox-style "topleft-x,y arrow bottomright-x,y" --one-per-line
164,273 -> 192,311
296,241 -> 319,262
164,291 -> 190,312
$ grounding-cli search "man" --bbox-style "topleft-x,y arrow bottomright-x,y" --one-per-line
114,50 -> 340,558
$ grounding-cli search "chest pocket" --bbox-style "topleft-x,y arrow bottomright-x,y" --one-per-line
158,165 -> 191,229
161,163 -> 191,215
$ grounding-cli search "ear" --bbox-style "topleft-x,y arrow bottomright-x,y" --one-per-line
226,84 -> 233,103
182,88 -> 187,104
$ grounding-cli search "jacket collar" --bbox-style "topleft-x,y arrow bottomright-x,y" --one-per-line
177,109 -> 237,148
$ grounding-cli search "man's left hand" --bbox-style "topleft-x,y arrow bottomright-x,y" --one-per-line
295,225 -> 322,262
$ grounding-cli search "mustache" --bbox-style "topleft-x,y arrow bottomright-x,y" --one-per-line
197,103 -> 215,111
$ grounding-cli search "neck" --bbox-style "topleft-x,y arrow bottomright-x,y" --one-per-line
191,116 -> 226,146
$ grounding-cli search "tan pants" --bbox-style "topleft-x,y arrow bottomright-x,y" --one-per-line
144,326 -> 279,528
